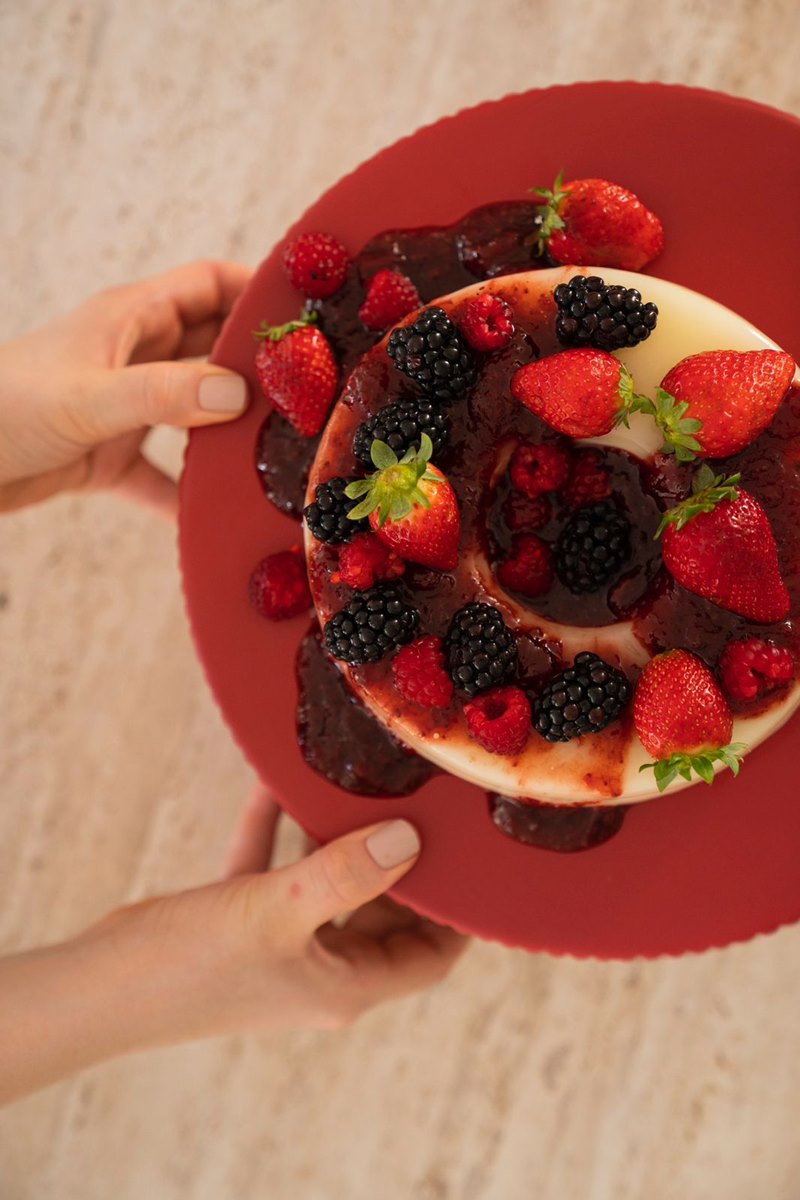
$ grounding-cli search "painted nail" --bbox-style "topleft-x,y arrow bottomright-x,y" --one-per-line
365,819 -> 421,869
198,372 -> 248,413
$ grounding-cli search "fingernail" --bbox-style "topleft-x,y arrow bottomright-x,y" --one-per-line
198,372 -> 248,413
366,820 -> 421,869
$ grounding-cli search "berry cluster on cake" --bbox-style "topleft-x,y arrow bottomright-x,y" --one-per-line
246,174 -> 800,843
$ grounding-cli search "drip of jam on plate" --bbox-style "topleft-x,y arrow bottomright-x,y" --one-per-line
296,628 -> 438,797
489,793 -> 627,852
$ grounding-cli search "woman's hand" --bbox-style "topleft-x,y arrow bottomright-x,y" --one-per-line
0,260 -> 252,516
0,791 -> 468,1104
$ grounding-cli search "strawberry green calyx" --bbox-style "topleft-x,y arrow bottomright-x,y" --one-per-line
345,433 -> 440,527
254,309 -> 318,342
633,385 -> 704,461
613,363 -> 652,430
639,741 -> 748,792
655,465 -> 741,538
530,171 -> 572,256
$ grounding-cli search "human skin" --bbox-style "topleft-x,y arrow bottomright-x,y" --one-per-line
0,263 -> 467,1105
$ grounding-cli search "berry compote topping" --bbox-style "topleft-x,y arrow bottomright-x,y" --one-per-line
489,794 -> 627,853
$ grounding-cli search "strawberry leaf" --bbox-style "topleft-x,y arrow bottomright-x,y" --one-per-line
254,309 -> 317,342
646,386 -> 705,461
655,470 -> 742,538
346,433 -> 443,526
614,365 -> 653,429
370,439 -> 399,471
639,742 -> 748,792
528,170 -> 572,255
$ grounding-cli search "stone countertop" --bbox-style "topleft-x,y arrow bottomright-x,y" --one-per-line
1,3 -> 800,1198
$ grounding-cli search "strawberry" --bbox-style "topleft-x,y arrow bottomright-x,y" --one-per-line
464,686 -> 531,756
248,547 -> 310,620
497,534 -> 554,598
638,349 -> 797,461
331,532 -> 406,590
254,312 -> 338,437
359,269 -> 420,331
533,174 -> 664,271
392,636 -> 454,708
282,232 -> 349,299
509,442 -> 570,497
657,465 -> 790,623
344,434 -> 460,570
460,293 -> 515,351
634,649 -> 746,791
717,638 -> 794,702
511,348 -> 644,438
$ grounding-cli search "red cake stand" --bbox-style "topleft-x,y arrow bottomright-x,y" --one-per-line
180,82 -> 800,958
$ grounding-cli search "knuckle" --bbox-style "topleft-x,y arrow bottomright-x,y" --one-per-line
139,360 -> 183,424
314,844 -> 370,910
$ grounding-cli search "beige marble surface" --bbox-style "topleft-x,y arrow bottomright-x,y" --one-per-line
2,1 -> 800,1197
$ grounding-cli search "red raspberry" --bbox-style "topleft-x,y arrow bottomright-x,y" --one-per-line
562,448 -> 612,508
509,442 -> 570,498
282,232 -> 349,299
718,638 -> 795,702
392,636 -> 454,708
248,547 -> 310,620
460,293 -> 515,351
503,491 -> 552,531
497,534 -> 554,598
331,532 -> 406,590
464,686 -> 531,756
359,270 -> 420,331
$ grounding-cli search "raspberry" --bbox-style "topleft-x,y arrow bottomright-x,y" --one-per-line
248,548 -> 310,620
503,491 -> 552,531
718,638 -> 795,702
282,232 -> 349,299
464,686 -> 531,756
359,270 -> 421,331
332,532 -> 405,590
391,636 -> 454,708
509,442 -> 570,498
562,448 -> 612,508
459,293 -> 515,351
497,534 -> 554,598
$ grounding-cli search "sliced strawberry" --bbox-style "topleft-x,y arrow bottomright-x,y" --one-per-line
344,434 -> 460,570
254,311 -> 337,437
634,649 -> 746,791
640,349 -> 797,461
657,466 -> 790,623
533,174 -> 664,271
511,348 -> 644,439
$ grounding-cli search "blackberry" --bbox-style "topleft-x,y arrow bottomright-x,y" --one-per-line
323,583 -> 420,664
304,476 -> 370,544
386,307 -> 477,403
554,275 -> 658,352
555,500 -> 631,594
444,602 -> 518,696
532,652 -> 631,742
353,397 -> 449,467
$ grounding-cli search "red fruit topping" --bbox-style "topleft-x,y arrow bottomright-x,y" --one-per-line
331,532 -> 406,590
497,533 -> 554,598
509,442 -> 570,498
464,686 -> 532,756
658,467 -> 790,623
533,175 -> 664,272
255,312 -> 338,437
503,491 -> 552,531
633,648 -> 746,791
282,232 -> 349,299
512,347 -> 643,439
359,269 -> 421,331
561,448 -> 612,508
248,547 -> 310,620
391,636 -> 454,709
460,293 -> 515,351
718,638 -> 795,702
645,349 -> 797,461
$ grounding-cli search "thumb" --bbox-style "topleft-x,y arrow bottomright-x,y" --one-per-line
74,361 -> 249,442
279,820 -> 422,934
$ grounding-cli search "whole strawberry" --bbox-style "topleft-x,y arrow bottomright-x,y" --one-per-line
511,347 -> 643,438
657,466 -> 790,623
640,349 -> 797,461
254,312 -> 338,437
359,269 -> 420,331
282,232 -> 349,299
634,648 -> 746,791
344,434 -> 460,570
533,174 -> 664,271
